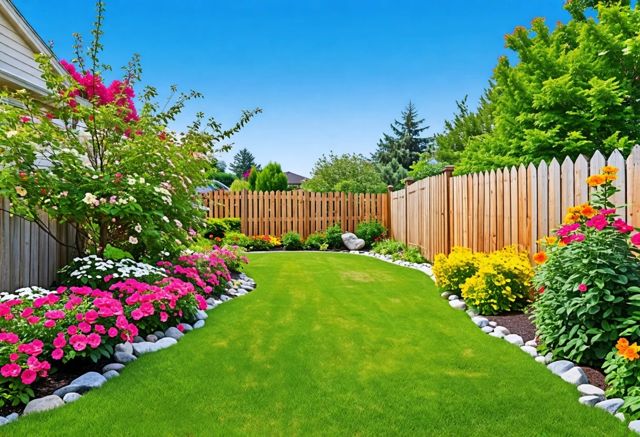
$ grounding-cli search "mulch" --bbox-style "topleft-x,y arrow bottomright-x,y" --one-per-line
487,310 -> 607,390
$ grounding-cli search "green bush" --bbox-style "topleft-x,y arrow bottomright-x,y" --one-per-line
355,220 -> 387,248
372,239 -> 405,256
203,218 -> 241,240
325,224 -> 344,249
222,231 -> 252,248
255,162 -> 288,191
400,246 -> 425,263
230,179 -> 250,192
304,232 -> 327,250
282,232 -> 303,250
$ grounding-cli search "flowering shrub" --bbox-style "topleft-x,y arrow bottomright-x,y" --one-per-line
603,338 -> 640,419
222,232 -> 281,251
157,252 -> 232,297
433,247 -> 480,293
533,166 -> 640,365
57,255 -> 165,290
460,246 -> 533,315
210,246 -> 248,273
203,218 -> 241,240
0,1 -> 259,260
355,220 -> 387,248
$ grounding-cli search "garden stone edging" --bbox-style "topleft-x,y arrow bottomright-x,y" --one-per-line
1,272 -> 257,427
348,250 -> 637,434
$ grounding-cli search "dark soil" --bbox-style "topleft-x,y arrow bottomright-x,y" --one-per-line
487,311 -> 607,390
0,358 -> 106,417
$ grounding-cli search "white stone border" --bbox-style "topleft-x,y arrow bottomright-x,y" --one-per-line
0,272 -> 257,426
349,250 -> 640,433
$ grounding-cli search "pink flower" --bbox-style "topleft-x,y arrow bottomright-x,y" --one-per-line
578,283 -> 588,293
67,325 -> 78,335
104,274 -> 113,283
0,332 -> 19,344
195,295 -> 207,311
9,353 -> 19,362
556,223 -> 581,237
19,116 -> 31,123
87,333 -> 101,349
177,324 -> 184,332
69,334 -> 87,351
160,312 -> 168,322
53,335 -> 66,348
21,369 -> 36,385
78,322 -> 92,334
44,309 -> 66,320
107,327 -> 118,338
26,316 -> 40,325
18,340 -> 43,356
44,319 -> 56,328
84,310 -> 99,323
51,349 -> 64,360
601,208 -> 616,215
631,233 -> 640,247
613,219 -> 634,234
94,324 -> 106,334
585,214 -> 608,231
21,307 -> 34,318
1,363 -> 21,378
131,309 -> 144,320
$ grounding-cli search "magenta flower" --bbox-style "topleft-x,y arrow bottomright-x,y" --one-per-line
578,283 -> 588,293
557,223 -> 581,237
631,233 -> 640,246
21,369 -> 36,385
43,319 -> 56,329
44,310 -> 66,320
107,327 -> 118,338
53,335 -> 66,349
87,333 -> 101,349
613,219 -> 634,233
585,214 -> 608,231
51,349 -> 64,360
1,363 -> 21,378
9,353 -> 19,362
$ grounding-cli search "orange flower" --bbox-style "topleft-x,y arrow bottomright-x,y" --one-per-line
602,165 -> 618,174
624,343 -> 640,361
564,213 -> 580,224
586,174 -> 606,187
605,173 -> 617,182
616,338 -> 629,354
580,204 -> 598,218
533,251 -> 547,264
568,206 -> 581,214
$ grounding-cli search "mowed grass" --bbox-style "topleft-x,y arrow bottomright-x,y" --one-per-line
5,253 -> 630,436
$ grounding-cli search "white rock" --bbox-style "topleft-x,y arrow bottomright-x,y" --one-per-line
579,395 -> 603,406
489,321 -> 497,327
547,360 -> 574,376
481,326 -> 494,334
494,326 -> 510,336
596,398 -> 624,414
561,367 -> 588,386
449,300 -> 467,310
448,295 -> 459,301
629,420 -> 640,432
578,384 -> 605,397
524,340 -> 538,348
520,345 -> 538,357
471,316 -> 489,328
23,395 -> 64,415
504,334 -> 524,346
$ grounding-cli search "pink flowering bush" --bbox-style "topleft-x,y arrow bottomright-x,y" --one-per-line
157,252 -> 232,297
210,246 -> 249,273
533,167 -> 640,365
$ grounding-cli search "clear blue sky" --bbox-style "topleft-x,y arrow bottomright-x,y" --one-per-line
14,0 -> 570,176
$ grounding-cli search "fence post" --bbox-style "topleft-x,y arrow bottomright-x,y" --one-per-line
443,166 -> 454,255
240,190 -> 248,235
404,178 -> 414,246
386,185 -> 393,237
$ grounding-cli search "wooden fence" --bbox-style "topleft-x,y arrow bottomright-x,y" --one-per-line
390,146 -> 640,261
203,190 -> 389,238
0,198 -> 78,290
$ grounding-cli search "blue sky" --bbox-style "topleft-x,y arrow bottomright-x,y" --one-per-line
14,0 -> 571,176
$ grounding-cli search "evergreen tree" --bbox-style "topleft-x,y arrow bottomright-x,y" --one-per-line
255,162 -> 288,191
377,158 -> 408,190
373,102 -> 434,170
229,148 -> 257,177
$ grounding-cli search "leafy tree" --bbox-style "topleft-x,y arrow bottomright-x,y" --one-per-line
210,172 -> 236,187
247,166 -> 259,190
215,160 -> 227,172
377,158 -> 408,190
302,153 -> 387,193
408,155 -> 446,180
230,179 -> 251,191
229,148 -> 257,177
373,102 -> 434,170
455,1 -> 640,174
255,162 -> 288,191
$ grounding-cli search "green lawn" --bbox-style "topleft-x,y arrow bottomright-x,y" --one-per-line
5,253 -> 630,436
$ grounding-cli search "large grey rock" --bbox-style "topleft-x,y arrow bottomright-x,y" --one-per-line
448,295 -> 459,301
595,398 -> 624,414
560,367 -> 588,386
578,384 -> 605,397
153,331 -> 165,339
494,326 -> 510,337
102,363 -> 125,373
132,341 -> 159,356
489,321 -> 497,327
547,360 -> 574,376
341,233 -> 365,250
579,395 -> 603,406
133,336 -> 145,343
165,327 -> 184,340
181,323 -> 193,332
481,326 -> 494,334
23,395 -> 64,415
489,331 -> 505,339
195,310 -> 208,321
505,334 -> 524,346
0,417 -> 7,426
629,420 -> 640,433
471,316 -> 489,328
520,345 -> 538,357
194,320 -> 206,329
5,413 -> 18,423
155,337 -> 178,349
103,370 -> 119,380
53,372 -> 107,397
145,334 -> 158,343
220,295 -> 231,302
114,351 -> 137,363
449,300 -> 467,310
63,392 -> 82,403
115,342 -> 133,355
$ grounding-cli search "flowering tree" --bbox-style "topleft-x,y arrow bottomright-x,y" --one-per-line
0,1 -> 260,260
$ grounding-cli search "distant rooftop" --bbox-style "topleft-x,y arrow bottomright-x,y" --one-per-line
285,171 -> 308,186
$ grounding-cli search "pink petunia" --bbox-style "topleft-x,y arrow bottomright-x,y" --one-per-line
44,309 -> 66,320
631,233 -> 640,247
578,283 -> 588,293
87,333 -> 101,349
131,309 -> 144,320
557,223 -> 581,237
160,311 -> 168,322
613,219 -> 634,234
43,319 -> 56,328
1,363 -> 21,378
53,335 -> 66,348
585,214 -> 608,231
51,348 -> 64,360
9,353 -> 19,362
20,369 -> 36,385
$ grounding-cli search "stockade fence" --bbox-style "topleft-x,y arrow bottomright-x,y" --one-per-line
203,190 -> 389,238
0,197 -> 78,291
390,146 -> 640,262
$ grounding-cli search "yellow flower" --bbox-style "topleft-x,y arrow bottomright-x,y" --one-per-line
586,174 -> 606,187
15,186 -> 27,197
602,165 -> 618,174
564,213 -> 580,224
605,174 -> 617,182
568,206 -> 581,214
545,236 -> 558,245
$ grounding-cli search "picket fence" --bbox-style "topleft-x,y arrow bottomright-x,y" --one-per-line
0,198 -> 78,291
203,190 -> 389,238
390,146 -> 640,262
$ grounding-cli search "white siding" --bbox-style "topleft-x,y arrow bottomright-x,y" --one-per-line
0,8 -> 46,90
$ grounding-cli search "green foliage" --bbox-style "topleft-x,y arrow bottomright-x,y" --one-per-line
433,247 -> 480,293
355,220 -> 387,247
454,2 -> 640,174
222,231 -> 253,248
230,179 -> 251,191
282,232 -> 304,250
533,179 -> 640,366
255,162 -> 288,192
373,102 -> 434,172
325,224 -> 344,249
408,155 -> 446,181
304,232 -> 327,250
229,148 -> 257,177
103,244 -> 133,261
377,158 -> 408,190
203,218 -> 241,240
210,172 -> 236,188
460,247 -> 533,315
372,239 -> 426,263
247,166 -> 259,190
302,153 -> 386,193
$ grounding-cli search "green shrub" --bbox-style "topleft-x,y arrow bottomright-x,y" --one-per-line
325,224 -> 344,249
304,232 -> 327,250
355,220 -> 386,247
372,239 -> 405,256
103,244 -> 133,261
282,232 -> 303,250
533,169 -> 640,365
203,218 -> 241,240
230,179 -> 251,192
433,247 -> 480,293
255,162 -> 288,191
189,237 -> 213,253
222,231 -> 252,248
401,246 -> 425,263
460,246 -> 533,315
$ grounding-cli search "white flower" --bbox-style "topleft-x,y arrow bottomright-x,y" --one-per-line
174,219 -> 183,228
6,130 -> 18,138
127,177 -> 136,185
129,236 -> 139,244
82,192 -> 98,205
162,216 -> 170,223
134,224 -> 142,233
